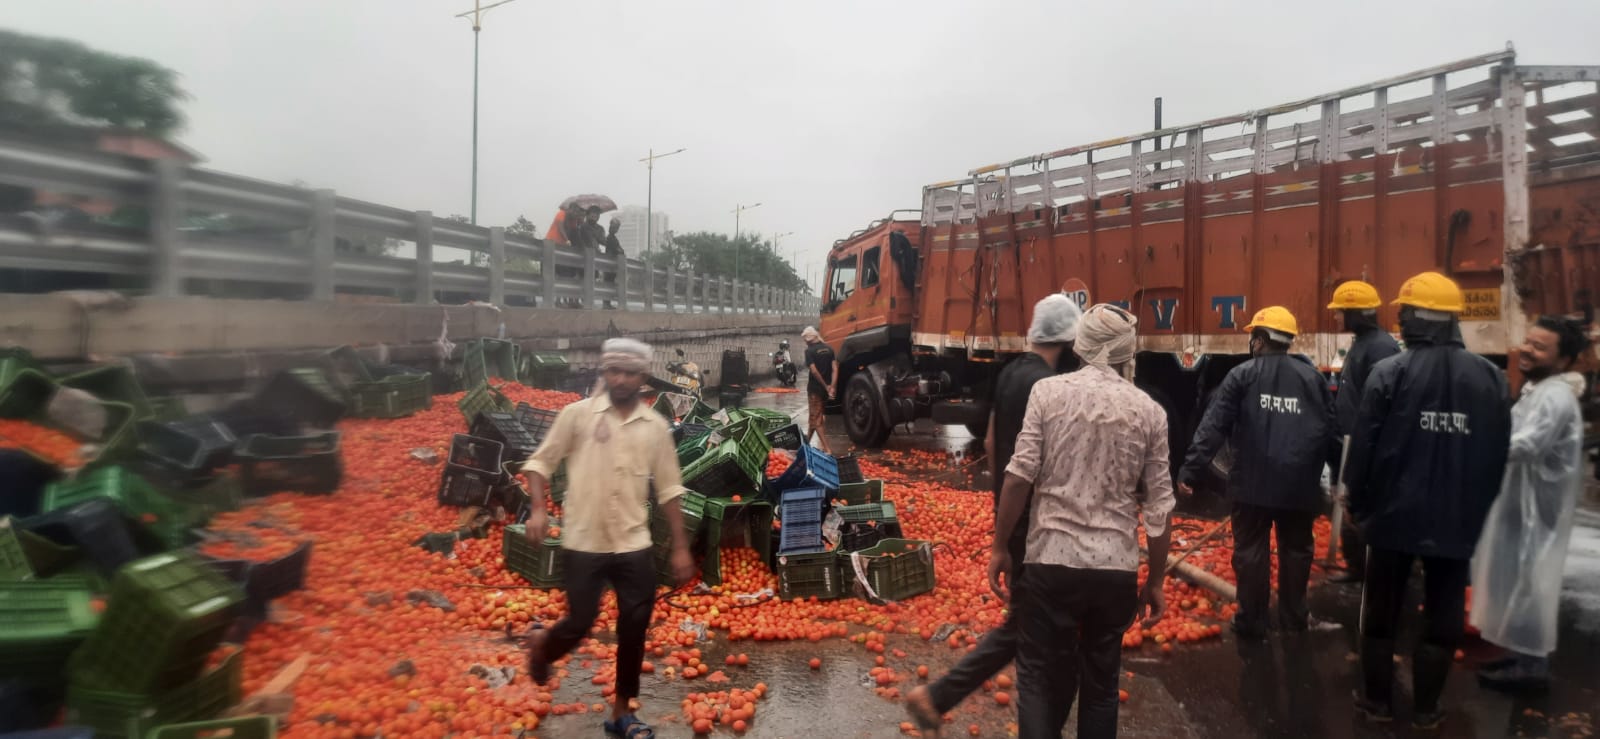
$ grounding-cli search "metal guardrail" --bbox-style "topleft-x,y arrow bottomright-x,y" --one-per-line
0,136 -> 821,316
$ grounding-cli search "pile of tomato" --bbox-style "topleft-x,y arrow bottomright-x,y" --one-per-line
0,418 -> 86,469
153,381 -> 1353,738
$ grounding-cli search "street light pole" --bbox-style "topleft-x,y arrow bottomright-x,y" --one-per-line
732,202 -> 762,283
638,147 -> 686,260
455,0 -> 522,225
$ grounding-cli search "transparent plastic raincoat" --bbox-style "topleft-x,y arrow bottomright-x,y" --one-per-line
1469,373 -> 1586,655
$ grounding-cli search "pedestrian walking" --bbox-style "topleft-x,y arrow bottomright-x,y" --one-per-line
991,303 -> 1175,739
801,326 -> 836,453
1471,316 -> 1590,690
904,294 -> 1082,736
1344,271 -> 1511,729
1178,306 -> 1335,639
520,338 -> 695,739
1325,281 -> 1401,583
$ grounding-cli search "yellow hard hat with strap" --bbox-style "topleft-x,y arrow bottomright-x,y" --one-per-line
1327,280 -> 1382,310
1392,271 -> 1464,313
1243,306 -> 1300,337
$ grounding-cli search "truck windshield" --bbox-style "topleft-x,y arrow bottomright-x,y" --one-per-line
829,255 -> 858,305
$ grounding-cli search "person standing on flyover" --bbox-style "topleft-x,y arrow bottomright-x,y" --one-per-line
801,326 -> 836,453
1324,281 -> 1401,584
904,294 -> 1082,736
1178,306 -> 1334,639
1344,271 -> 1510,730
520,338 -> 695,739
992,304 -> 1175,739
1471,315 -> 1590,690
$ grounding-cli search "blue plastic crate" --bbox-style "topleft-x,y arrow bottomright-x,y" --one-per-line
776,486 -> 826,554
766,447 -> 840,497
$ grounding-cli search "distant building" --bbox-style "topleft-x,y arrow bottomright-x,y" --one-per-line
612,205 -> 669,256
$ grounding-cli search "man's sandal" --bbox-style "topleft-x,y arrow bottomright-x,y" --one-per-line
603,713 -> 655,738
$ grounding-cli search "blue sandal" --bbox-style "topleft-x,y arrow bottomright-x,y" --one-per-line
603,713 -> 655,738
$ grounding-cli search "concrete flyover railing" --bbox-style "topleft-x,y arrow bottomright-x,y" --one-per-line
0,135 -> 821,317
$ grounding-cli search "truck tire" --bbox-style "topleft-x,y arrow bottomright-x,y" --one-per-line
843,373 -> 891,447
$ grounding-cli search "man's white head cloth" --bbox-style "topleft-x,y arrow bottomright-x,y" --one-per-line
1028,294 -> 1083,345
600,337 -> 652,373
801,326 -> 821,342
1073,304 -> 1139,368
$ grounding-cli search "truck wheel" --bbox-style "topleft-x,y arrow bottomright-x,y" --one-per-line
843,373 -> 891,447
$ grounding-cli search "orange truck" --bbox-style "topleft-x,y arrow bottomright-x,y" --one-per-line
818,48 -> 1600,457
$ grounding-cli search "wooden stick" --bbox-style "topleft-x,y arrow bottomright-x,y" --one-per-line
256,653 -> 310,697
1165,518 -> 1230,571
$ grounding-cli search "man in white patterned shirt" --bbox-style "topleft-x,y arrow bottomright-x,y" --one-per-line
991,304 -> 1175,739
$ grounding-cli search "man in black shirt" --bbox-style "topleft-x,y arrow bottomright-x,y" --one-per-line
1325,281 -> 1401,583
906,294 -> 1082,735
801,326 -> 836,453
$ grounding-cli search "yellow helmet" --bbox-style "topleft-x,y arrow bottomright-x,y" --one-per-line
1243,306 -> 1300,337
1327,280 -> 1382,310
1392,271 -> 1464,313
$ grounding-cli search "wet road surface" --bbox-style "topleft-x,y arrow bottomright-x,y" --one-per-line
528,387 -> 1600,738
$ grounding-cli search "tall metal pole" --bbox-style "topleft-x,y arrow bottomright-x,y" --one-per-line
732,202 -> 762,283
471,16 -> 480,223
638,147 -> 685,260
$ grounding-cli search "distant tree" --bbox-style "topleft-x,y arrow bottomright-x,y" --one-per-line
0,29 -> 188,137
657,231 -> 805,291
503,215 -> 540,274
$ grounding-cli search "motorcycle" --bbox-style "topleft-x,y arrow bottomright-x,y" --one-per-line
667,348 -> 704,398
770,340 -> 797,387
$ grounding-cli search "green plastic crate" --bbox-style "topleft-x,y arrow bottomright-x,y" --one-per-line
651,492 -> 707,586
775,550 -> 843,600
1,516 -> 80,581
70,552 -> 244,695
457,382 -> 513,426
700,498 -> 772,587
346,373 -> 433,419
324,345 -> 374,386
462,339 -> 520,388
681,440 -> 764,498
684,399 -> 716,425
0,348 -> 55,420
728,407 -> 792,434
502,525 -> 562,588
521,351 -> 570,389
42,466 -> 200,549
68,647 -> 244,739
0,578 -> 100,684
146,715 -> 276,739
157,473 -> 245,523
836,501 -> 898,529
840,538 -> 935,604
146,397 -> 190,423
834,479 -> 884,506
676,432 -> 713,469
147,715 -> 277,739
61,364 -> 154,422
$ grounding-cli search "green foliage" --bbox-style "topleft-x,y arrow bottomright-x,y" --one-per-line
648,231 -> 807,291
0,29 -> 188,136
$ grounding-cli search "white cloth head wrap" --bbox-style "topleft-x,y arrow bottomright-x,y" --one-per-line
1073,304 -> 1139,370
801,326 -> 821,342
600,337 -> 652,373
1028,294 -> 1083,345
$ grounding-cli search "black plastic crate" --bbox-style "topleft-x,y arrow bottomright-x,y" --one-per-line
469,412 -> 538,464
672,422 -> 712,445
19,499 -> 145,580
835,454 -> 865,485
209,400 -> 298,440
513,403 -> 560,446
720,349 -> 749,388
775,550 -> 843,600
254,369 -> 345,429
447,434 -> 502,472
235,432 -> 343,496
839,522 -> 887,552
438,435 -> 501,507
246,540 -> 311,601
765,423 -> 802,451
135,418 -> 236,474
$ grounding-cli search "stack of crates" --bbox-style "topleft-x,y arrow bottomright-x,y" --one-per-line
469,412 -> 539,465
514,403 -> 560,446
502,524 -> 562,587
839,538 -> 936,604
728,407 -> 791,434
346,372 -> 432,419
438,435 -> 503,507
835,501 -> 903,552
775,486 -> 826,554
65,552 -> 245,736
650,492 -> 706,586
699,498 -> 772,587
676,431 -> 714,469
234,432 -> 343,496
463,339 -> 520,389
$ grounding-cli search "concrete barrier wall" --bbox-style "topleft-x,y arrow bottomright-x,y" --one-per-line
0,293 -> 812,392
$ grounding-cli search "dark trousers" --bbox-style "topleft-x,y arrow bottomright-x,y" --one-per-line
1014,565 -> 1137,739
539,548 -> 656,701
1231,503 -> 1316,632
1339,508 -> 1366,574
928,536 -> 1026,714
1359,547 -> 1468,712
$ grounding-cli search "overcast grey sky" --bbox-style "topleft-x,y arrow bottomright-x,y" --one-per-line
7,1 -> 1598,285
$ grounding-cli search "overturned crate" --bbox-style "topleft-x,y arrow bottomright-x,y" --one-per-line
502,524 -> 562,588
